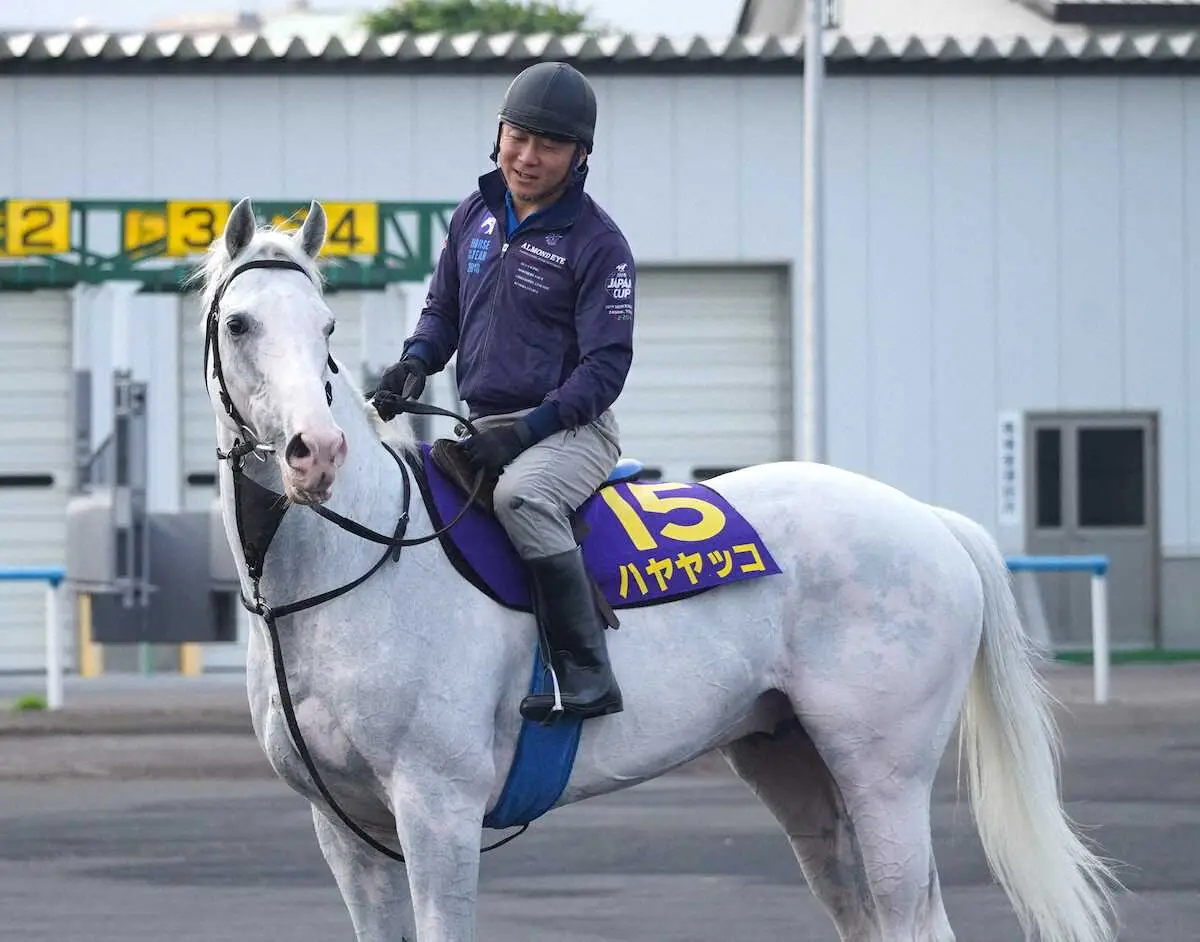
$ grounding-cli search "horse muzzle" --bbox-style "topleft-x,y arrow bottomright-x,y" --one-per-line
283,427 -> 347,503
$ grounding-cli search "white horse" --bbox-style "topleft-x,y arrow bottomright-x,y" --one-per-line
197,197 -> 1120,942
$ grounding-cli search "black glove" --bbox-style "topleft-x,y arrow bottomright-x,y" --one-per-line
461,422 -> 534,475
372,356 -> 427,419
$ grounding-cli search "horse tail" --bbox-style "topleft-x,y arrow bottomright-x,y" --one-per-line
932,505 -> 1121,942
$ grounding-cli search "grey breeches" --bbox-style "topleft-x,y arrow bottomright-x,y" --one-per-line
469,408 -> 621,560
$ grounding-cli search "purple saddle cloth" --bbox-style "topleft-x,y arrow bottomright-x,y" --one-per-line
414,443 -> 782,611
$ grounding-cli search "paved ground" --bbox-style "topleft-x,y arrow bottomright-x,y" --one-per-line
0,663 -> 1196,939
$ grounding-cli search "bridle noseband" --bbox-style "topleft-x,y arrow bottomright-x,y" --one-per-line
204,254 -> 518,864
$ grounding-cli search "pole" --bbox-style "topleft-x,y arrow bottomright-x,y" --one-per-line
44,580 -> 63,711
801,0 -> 828,463
1090,572 -> 1110,705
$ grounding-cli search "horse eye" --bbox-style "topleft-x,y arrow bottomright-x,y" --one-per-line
226,314 -> 250,336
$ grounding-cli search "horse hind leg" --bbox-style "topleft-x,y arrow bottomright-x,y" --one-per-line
837,773 -> 956,942
722,716 -> 877,940
722,714 -> 954,942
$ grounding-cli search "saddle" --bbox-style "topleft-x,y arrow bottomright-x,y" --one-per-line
428,437 -> 621,629
430,438 -> 500,515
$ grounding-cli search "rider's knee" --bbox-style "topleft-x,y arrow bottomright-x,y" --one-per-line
493,472 -> 537,519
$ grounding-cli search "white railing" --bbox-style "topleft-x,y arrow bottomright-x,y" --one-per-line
0,565 -> 66,710
1006,554 -> 1111,704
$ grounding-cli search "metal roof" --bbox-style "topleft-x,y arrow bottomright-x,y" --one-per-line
740,0 -> 1200,33
2,28 -> 1200,71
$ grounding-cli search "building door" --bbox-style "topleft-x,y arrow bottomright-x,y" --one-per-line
616,265 -> 792,483
1024,412 -> 1158,648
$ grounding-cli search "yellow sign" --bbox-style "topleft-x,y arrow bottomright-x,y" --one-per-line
323,202 -> 379,256
123,209 -> 167,252
270,209 -> 305,233
267,202 -> 378,256
1,199 -> 381,260
166,200 -> 231,257
3,200 -> 70,256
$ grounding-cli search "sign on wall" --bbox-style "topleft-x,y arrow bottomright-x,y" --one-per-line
2,199 -> 72,256
0,198 -> 456,292
997,410 -> 1023,527
0,199 -> 380,258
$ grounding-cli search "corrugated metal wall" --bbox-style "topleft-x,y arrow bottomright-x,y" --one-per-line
2,70 -> 1198,551
824,75 -> 1200,552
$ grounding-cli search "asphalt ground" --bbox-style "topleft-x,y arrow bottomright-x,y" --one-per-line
0,664 -> 1196,940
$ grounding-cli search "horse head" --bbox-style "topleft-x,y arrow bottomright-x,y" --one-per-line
198,197 -> 348,505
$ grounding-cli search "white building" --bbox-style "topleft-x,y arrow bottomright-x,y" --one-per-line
1,0 -> 1198,674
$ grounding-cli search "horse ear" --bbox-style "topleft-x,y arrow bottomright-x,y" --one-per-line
224,198 -> 257,258
296,200 -> 327,258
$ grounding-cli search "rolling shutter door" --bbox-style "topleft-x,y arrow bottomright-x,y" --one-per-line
614,266 -> 792,482
0,292 -> 74,671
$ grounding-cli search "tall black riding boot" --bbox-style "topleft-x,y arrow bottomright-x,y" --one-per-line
519,547 -> 624,724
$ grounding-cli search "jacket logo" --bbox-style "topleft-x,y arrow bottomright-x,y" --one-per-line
606,262 -> 633,300
480,216 -> 497,235
467,237 -> 493,275
545,232 -> 562,246
519,241 -> 567,267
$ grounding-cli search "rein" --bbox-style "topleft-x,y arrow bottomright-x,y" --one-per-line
206,256 -> 522,865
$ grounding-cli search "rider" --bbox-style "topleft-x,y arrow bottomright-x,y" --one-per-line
373,61 -> 636,724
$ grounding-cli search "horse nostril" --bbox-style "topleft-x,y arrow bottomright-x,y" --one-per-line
285,434 -> 311,463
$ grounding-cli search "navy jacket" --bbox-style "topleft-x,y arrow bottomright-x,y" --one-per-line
401,166 -> 635,441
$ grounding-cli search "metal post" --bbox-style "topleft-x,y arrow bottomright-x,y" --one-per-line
111,371 -> 153,671
44,580 -> 63,711
1090,572 -> 1110,705
801,0 -> 834,463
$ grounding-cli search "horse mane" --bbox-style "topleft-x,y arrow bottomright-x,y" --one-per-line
187,223 -> 418,456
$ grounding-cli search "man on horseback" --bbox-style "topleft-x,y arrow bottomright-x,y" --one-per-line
373,61 -> 636,724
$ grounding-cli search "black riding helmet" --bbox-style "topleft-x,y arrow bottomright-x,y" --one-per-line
490,61 -> 597,161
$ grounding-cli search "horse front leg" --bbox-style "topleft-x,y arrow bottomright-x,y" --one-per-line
312,805 -> 418,941
392,781 -> 489,942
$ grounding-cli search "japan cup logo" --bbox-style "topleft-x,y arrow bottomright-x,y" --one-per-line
606,262 -> 632,300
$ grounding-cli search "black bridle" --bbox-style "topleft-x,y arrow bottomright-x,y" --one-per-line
205,256 -> 517,864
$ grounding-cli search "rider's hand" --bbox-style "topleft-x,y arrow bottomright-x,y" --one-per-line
461,422 -> 534,474
372,356 -> 427,419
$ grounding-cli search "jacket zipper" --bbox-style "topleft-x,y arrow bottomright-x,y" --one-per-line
475,211 -> 557,367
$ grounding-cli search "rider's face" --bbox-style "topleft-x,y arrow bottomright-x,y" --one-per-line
497,123 -> 580,213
